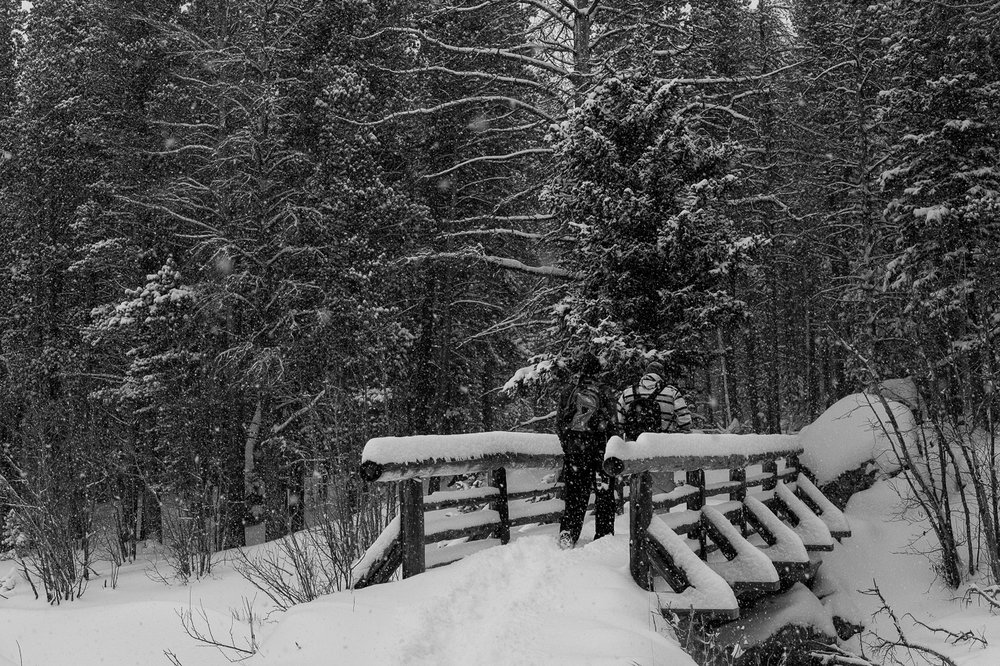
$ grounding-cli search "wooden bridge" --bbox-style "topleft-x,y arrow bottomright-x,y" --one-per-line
353,431 -> 850,623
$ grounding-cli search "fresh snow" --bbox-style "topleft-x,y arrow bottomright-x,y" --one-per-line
702,506 -> 779,587
646,517 -> 739,614
363,431 -> 562,465
605,433 -> 801,468
1,514 -> 693,666
776,482 -> 834,550
798,392 -> 915,484
715,583 -> 836,648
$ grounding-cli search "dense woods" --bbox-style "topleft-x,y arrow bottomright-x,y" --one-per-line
1,0 -> 999,599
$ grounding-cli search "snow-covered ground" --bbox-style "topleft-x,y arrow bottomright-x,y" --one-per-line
5,390 -> 1000,665
0,516 -> 690,666
5,477 -> 1000,665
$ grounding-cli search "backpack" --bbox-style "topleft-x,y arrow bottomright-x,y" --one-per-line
566,382 -> 609,433
623,380 -> 667,439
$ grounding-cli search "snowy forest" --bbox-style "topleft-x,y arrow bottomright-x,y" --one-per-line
2,0 -> 1000,659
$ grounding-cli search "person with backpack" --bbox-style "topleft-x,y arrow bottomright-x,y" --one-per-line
555,352 -> 619,550
616,360 -> 693,499
617,360 -> 692,440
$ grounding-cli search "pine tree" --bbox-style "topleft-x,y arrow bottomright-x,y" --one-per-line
538,75 -> 758,392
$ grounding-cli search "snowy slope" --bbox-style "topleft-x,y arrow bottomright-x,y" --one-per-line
1,518 -> 692,666
823,479 -> 1000,665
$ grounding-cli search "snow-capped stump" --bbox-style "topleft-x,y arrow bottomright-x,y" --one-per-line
646,516 -> 739,621
701,505 -> 780,596
793,474 -> 851,539
772,482 -> 834,551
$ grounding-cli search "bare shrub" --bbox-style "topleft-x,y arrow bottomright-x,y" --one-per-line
235,472 -> 396,608
157,488 -> 227,583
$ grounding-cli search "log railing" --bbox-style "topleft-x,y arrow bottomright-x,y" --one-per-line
354,432 -> 566,589
603,432 -> 850,618
354,430 -> 850,613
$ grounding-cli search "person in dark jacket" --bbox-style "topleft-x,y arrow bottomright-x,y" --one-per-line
555,352 -> 619,549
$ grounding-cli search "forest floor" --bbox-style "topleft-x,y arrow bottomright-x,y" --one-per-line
4,477 -> 1000,665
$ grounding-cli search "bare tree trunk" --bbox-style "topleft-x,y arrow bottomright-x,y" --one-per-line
244,400 -> 265,546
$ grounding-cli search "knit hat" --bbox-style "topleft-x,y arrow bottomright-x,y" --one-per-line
644,360 -> 665,377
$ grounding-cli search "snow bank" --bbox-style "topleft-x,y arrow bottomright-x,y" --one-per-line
253,534 -> 694,666
798,393 -> 915,485
715,583 -> 836,648
363,431 -> 562,466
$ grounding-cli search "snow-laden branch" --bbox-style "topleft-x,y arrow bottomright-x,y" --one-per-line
445,213 -> 555,226
271,388 -> 327,436
675,102 -> 752,123
357,27 -> 571,78
659,61 -> 805,87
422,147 -> 554,179
407,251 -> 582,280
340,97 -> 558,126
375,64 -> 562,99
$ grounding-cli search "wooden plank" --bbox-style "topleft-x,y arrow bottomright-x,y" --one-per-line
646,534 -> 690,592
704,480 -> 743,498
509,497 -> 566,528
353,535 -> 403,590
399,479 -> 425,577
423,486 -> 500,511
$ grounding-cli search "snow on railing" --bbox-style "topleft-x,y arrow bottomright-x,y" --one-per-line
603,433 -> 803,476
355,431 -> 566,588
360,432 -> 562,482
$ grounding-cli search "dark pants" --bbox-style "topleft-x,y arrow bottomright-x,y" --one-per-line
558,431 -> 616,543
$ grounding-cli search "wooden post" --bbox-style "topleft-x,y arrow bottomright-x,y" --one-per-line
686,469 -> 706,557
729,467 -> 747,535
630,471 -> 653,590
398,479 -> 425,578
491,468 -> 511,545
762,460 -> 778,492
786,454 -> 800,483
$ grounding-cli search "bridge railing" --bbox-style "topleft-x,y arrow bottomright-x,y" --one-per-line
354,432 -> 566,588
603,432 -> 837,613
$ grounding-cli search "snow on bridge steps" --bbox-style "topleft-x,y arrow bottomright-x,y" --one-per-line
608,432 -> 850,623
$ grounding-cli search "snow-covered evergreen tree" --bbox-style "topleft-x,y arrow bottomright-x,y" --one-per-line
539,75 -> 759,385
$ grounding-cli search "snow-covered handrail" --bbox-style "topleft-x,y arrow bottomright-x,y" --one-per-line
360,432 -> 564,482
603,433 -> 803,477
